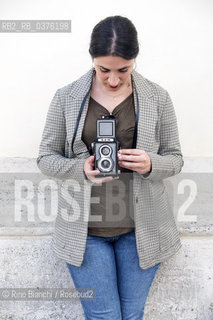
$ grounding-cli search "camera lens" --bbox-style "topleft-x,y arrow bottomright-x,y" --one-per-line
101,146 -> 110,156
99,157 -> 113,172
102,159 -> 110,169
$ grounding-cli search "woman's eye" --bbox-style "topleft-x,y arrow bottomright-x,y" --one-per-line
99,69 -> 128,73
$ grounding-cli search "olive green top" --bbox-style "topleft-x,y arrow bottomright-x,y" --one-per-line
82,93 -> 136,236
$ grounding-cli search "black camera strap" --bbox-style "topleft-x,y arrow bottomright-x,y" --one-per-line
132,88 -> 139,149
71,77 -> 139,154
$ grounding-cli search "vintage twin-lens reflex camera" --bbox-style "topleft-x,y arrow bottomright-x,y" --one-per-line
91,115 -> 121,177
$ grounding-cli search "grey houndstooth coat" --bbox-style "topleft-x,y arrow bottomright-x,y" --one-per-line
37,68 -> 184,270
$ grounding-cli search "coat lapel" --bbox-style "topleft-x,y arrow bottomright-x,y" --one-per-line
133,91 -> 157,152
131,70 -> 156,152
68,69 -> 94,155
69,68 -> 156,155
74,94 -> 91,155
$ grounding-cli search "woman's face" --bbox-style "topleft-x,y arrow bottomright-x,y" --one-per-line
93,56 -> 135,92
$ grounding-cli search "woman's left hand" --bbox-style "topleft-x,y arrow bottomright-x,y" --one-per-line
117,149 -> 152,174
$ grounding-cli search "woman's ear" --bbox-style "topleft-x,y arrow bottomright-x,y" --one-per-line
92,60 -> 96,74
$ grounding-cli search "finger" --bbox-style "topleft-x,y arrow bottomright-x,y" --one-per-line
85,158 -> 95,170
118,149 -> 145,155
118,160 -> 141,170
84,156 -> 94,167
88,169 -> 100,176
88,155 -> 95,164
119,160 -> 149,173
92,176 -> 119,184
118,154 -> 144,162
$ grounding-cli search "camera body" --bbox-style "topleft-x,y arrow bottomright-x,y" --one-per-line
91,115 -> 120,177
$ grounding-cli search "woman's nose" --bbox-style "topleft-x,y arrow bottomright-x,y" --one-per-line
108,74 -> 120,86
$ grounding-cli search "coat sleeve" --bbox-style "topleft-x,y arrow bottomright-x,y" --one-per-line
141,91 -> 184,181
36,89 -> 93,185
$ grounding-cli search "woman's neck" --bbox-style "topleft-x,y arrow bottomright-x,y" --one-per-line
91,74 -> 133,100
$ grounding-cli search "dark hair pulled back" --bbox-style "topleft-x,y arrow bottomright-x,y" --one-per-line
89,15 -> 139,60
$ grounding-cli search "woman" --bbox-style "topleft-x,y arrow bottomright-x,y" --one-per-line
37,15 -> 184,320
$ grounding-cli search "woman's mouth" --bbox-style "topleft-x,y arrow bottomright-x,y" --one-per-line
109,84 -> 118,89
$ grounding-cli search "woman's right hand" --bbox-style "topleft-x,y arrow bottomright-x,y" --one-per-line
84,155 -> 119,184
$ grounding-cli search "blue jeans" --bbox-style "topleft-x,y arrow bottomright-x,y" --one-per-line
66,230 -> 160,320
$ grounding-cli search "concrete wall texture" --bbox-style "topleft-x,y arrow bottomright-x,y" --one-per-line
0,157 -> 213,320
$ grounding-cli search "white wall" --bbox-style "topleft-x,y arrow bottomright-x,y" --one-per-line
0,0 -> 212,157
